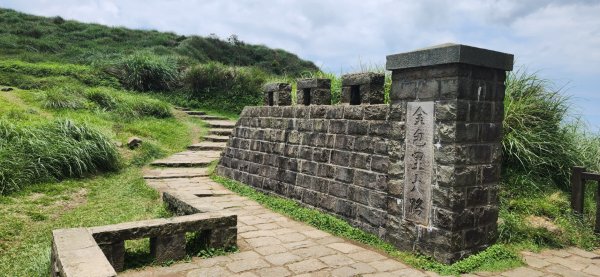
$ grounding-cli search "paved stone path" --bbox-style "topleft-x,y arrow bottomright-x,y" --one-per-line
122,110 -> 600,277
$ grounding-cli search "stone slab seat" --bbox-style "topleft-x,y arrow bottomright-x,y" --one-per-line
51,228 -> 117,277
89,212 -> 237,244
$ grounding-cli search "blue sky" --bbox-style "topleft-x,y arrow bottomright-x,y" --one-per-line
2,0 -> 599,131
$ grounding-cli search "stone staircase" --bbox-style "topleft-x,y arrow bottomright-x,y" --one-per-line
147,110 -> 232,170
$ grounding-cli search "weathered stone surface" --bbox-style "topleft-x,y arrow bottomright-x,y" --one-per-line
403,102 -> 434,225
150,233 -> 187,262
297,78 -> 331,89
127,137 -> 143,149
52,228 -> 116,277
264,82 -> 292,106
341,73 -> 385,105
98,241 -> 125,272
90,212 -> 237,244
386,43 -> 514,71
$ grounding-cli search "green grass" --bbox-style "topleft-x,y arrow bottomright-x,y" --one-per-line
211,175 -> 523,276
0,118 -> 120,194
0,8 -> 318,76
0,168 -> 170,276
0,55 -> 203,272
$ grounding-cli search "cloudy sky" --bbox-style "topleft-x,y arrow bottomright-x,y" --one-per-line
2,0 -> 599,130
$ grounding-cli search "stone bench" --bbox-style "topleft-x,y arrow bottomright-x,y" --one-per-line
51,228 -> 116,277
51,212 -> 237,275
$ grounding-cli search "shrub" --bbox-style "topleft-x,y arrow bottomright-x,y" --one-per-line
0,119 -> 120,194
182,62 -> 267,113
85,88 -> 118,110
128,98 -> 172,118
43,86 -> 88,110
107,52 -> 179,92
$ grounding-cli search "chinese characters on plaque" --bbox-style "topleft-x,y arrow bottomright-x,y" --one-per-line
403,102 -> 434,225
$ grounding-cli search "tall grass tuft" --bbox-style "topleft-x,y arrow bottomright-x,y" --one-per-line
502,69 -> 579,189
0,119 -> 120,194
106,52 -> 180,92
182,62 -> 267,113
43,85 -> 88,110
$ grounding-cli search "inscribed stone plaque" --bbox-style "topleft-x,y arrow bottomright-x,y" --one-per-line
403,101 -> 434,225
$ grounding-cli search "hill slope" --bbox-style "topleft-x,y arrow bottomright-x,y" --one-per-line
0,8 -> 319,75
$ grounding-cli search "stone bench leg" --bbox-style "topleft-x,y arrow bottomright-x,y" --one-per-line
98,241 -> 125,272
206,227 -> 237,249
150,233 -> 186,263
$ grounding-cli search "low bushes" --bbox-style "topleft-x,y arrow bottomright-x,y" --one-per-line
43,86 -> 172,119
105,52 -> 180,92
182,62 -> 267,113
0,119 -> 120,194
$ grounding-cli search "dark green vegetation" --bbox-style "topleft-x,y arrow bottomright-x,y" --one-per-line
0,8 -> 317,76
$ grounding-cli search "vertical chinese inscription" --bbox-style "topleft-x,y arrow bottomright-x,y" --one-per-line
403,102 -> 434,225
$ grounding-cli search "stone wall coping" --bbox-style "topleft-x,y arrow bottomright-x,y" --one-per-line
52,228 -> 117,277
263,82 -> 291,92
386,43 -> 514,71
341,72 -> 385,86
297,78 -> 331,89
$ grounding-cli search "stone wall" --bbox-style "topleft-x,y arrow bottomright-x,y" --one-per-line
216,43 -> 513,263
217,105 -> 397,237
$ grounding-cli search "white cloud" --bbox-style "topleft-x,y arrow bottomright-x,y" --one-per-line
2,0 -> 600,128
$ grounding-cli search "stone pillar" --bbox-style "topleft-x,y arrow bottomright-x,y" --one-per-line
150,233 -> 187,263
98,241 -> 125,271
385,43 -> 513,263
296,78 -> 331,105
264,83 -> 292,106
341,72 -> 385,105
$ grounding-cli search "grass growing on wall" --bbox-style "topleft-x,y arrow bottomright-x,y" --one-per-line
211,175 -> 523,275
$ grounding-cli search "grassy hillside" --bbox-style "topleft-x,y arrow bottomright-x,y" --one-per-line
0,8 -> 318,76
0,48 -> 205,276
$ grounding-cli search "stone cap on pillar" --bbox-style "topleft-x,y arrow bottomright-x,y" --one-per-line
297,78 -> 331,89
263,83 -> 291,92
386,43 -> 514,71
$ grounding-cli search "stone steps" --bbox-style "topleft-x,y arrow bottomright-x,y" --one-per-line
184,111 -> 206,116
204,135 -> 230,142
187,141 -> 227,151
150,150 -> 221,167
205,120 -> 236,129
143,167 -> 209,179
192,115 -> 228,120
209,129 -> 232,136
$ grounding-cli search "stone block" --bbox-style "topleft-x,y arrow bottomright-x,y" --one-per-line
98,241 -> 125,272
297,78 -> 331,89
386,43 -> 514,71
263,83 -> 292,107
150,233 -> 186,263
52,228 -> 117,277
